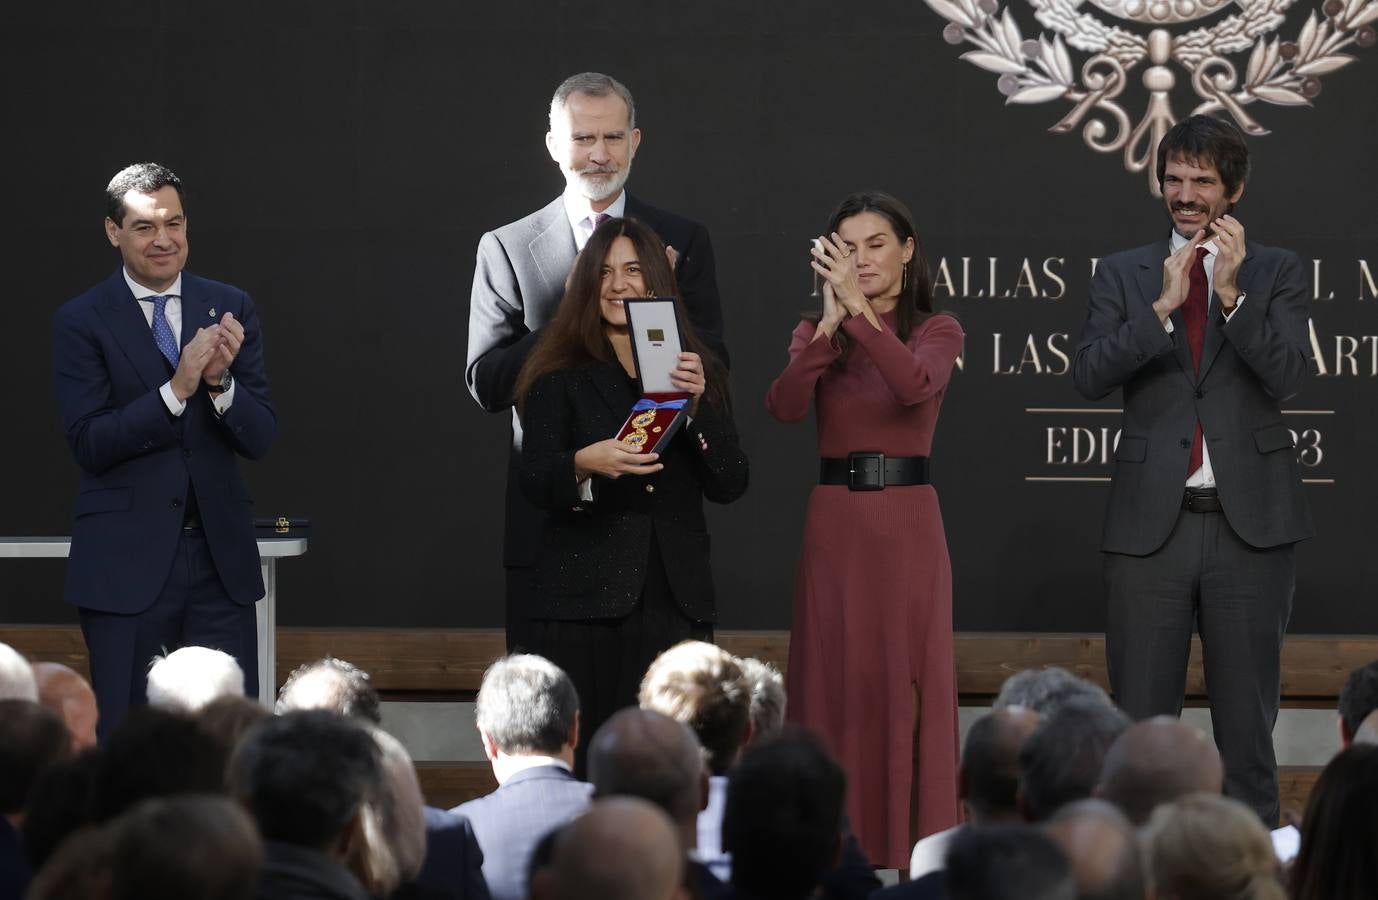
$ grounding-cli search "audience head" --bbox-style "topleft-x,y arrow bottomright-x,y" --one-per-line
21,747 -> 102,870
474,653 -> 580,766
275,655 -> 382,723
93,706 -> 226,822
1289,743 -> 1378,900
33,662 -> 99,752
1354,708 -> 1378,746
996,667 -> 1114,716
1044,799 -> 1145,900
145,646 -> 244,712
351,726 -> 428,897
945,824 -> 1076,900
229,709 -> 382,858
23,824 -> 116,900
109,794 -> 262,900
196,694 -> 271,758
1095,716 -> 1223,825
0,699 -> 71,820
589,707 -> 705,842
639,640 -> 752,775
736,656 -> 786,745
0,641 -> 38,700
723,728 -> 845,900
530,797 -> 685,900
1018,697 -> 1129,822
1142,793 -> 1283,900
962,706 -> 1040,824
1338,658 -> 1378,747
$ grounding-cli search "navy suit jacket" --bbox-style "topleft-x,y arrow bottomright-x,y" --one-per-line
452,764 -> 592,900
398,806 -> 491,900
53,269 -> 275,613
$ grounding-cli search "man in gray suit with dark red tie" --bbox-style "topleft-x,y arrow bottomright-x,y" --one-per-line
465,72 -> 726,651
1072,115 -> 1313,825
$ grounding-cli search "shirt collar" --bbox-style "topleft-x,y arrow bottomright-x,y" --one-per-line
123,268 -> 182,300
1168,230 -> 1218,257
563,188 -> 627,234
492,753 -> 572,783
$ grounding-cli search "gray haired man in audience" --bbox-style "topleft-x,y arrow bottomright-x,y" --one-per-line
454,653 -> 590,900
1018,698 -> 1130,822
275,656 -> 382,724
0,642 -> 38,701
736,657 -> 786,746
145,646 -> 243,712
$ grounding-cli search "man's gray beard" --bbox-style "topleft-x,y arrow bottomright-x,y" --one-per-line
576,163 -> 632,203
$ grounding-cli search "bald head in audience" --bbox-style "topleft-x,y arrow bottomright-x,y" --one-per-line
529,797 -> 686,900
588,707 -> 705,848
963,707 -> 1040,824
1096,716 -> 1223,825
33,663 -> 99,752
275,656 -> 382,724
1044,799 -> 1146,900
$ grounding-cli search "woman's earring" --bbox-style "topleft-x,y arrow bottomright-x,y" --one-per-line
902,264 -> 908,291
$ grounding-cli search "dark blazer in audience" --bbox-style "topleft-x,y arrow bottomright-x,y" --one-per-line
869,871 -> 946,900
0,816 -> 30,900
452,764 -> 592,900
398,806 -> 491,900
257,840 -> 371,900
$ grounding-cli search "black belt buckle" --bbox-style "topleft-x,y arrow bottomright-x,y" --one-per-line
847,452 -> 885,491
1183,488 -> 1221,513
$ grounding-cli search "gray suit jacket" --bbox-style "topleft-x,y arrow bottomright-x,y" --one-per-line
452,765 -> 592,900
1072,238 -> 1313,555
465,193 -> 726,569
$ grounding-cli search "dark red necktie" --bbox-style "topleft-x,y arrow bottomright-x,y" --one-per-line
1183,246 -> 1209,475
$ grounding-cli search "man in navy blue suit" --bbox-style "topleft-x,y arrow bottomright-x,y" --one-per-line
453,654 -> 591,900
54,162 -> 275,739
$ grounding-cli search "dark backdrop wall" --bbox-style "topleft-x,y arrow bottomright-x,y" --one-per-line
3,1 -> 1375,631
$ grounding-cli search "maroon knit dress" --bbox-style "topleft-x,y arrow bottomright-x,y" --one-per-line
766,309 -> 964,868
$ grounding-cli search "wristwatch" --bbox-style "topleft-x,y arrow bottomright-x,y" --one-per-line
208,371 -> 233,395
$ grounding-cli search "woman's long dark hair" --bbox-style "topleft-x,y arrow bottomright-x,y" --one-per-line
515,216 -> 727,414
1289,744 -> 1378,900
807,191 -> 938,367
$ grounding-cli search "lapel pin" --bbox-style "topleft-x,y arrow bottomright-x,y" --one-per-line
209,307 -> 216,318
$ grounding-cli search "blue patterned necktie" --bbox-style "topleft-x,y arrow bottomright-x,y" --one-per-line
149,295 -> 181,369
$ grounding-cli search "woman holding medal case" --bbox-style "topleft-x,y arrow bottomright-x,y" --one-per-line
514,216 -> 748,766
766,192 -> 965,867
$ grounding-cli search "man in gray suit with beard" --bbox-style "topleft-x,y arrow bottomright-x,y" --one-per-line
466,71 -> 726,650
1072,115 -> 1313,825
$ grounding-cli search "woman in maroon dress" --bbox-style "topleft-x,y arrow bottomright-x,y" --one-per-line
766,192 -> 964,868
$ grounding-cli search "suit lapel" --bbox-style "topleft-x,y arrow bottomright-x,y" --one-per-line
588,363 -> 635,423
179,274 -> 215,350
1198,246 -> 1253,382
529,198 -> 577,317
93,270 -> 171,392
1134,242 -> 1196,385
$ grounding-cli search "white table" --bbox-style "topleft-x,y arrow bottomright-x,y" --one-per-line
0,536 -> 308,706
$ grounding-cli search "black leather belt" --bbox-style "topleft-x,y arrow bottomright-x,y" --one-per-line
1183,488 -> 1222,513
820,453 -> 930,491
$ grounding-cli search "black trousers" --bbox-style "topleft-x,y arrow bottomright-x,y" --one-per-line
515,541 -> 711,776
79,528 -> 259,741
1105,505 -> 1294,824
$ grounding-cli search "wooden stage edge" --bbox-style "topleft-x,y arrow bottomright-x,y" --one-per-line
2,625 -> 1373,699
2,624 -> 1358,814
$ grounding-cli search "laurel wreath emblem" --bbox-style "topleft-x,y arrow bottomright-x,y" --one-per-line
927,0 -> 1378,193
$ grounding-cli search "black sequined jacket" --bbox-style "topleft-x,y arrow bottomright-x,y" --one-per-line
519,361 -> 749,621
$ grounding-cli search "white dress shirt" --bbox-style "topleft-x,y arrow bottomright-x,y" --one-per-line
562,189 -> 627,251
1161,231 -> 1244,488
123,269 -> 235,417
